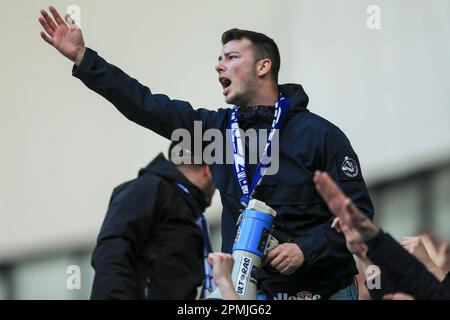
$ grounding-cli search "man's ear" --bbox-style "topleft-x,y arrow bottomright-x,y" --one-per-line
202,165 -> 212,179
256,58 -> 272,78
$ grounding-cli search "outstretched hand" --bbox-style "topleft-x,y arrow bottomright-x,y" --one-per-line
38,6 -> 86,65
313,171 -> 380,241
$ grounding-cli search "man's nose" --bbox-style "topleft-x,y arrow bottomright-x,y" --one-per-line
215,61 -> 225,73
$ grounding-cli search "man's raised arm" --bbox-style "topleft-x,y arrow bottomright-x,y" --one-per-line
39,6 -> 217,142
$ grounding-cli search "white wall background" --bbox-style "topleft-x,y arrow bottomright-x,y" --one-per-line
1,0 -> 449,262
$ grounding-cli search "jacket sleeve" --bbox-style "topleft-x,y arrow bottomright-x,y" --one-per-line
366,231 -> 450,299
72,48 -> 217,141
366,269 -> 397,300
90,177 -> 162,299
294,128 -> 374,270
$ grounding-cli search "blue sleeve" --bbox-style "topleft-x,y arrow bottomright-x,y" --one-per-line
295,128 -> 374,269
72,48 -> 218,141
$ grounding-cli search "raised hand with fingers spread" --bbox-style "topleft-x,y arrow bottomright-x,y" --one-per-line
38,6 -> 86,65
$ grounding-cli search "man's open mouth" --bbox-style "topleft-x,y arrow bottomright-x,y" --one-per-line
219,77 -> 232,90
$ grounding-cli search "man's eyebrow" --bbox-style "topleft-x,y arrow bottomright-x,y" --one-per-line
218,51 -> 240,61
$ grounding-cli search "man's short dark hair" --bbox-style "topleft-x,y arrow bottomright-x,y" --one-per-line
168,140 -> 204,167
221,28 -> 280,82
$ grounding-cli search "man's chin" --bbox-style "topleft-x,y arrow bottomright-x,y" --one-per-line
224,93 -> 239,106
224,95 -> 234,105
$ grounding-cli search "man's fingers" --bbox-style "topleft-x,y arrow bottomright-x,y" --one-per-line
314,171 -> 366,232
49,6 -> 67,27
314,171 -> 334,202
38,17 -> 54,38
65,14 -> 79,30
331,217 -> 341,232
280,265 -> 293,275
339,222 -> 353,238
402,245 -> 414,254
264,245 -> 280,263
400,238 -> 412,245
314,171 -> 348,217
319,172 -> 342,199
340,223 -> 363,248
269,253 -> 284,269
208,253 -> 222,264
40,31 -> 54,46
276,260 -> 289,272
401,243 -> 411,250
401,238 -> 420,249
334,220 -> 345,234
345,199 -> 361,220
40,10 -> 57,32
400,241 -> 409,247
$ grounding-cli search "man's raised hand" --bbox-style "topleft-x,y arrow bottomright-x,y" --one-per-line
313,171 -> 380,241
39,6 -> 86,66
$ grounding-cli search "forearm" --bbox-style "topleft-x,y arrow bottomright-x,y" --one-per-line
355,254 -> 374,275
215,278 -> 240,300
426,263 -> 447,282
72,48 -> 201,139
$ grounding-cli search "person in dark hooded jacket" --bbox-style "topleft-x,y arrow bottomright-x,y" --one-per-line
39,9 -> 373,299
91,145 -> 216,299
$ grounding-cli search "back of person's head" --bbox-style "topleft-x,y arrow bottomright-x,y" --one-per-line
168,141 -> 215,203
168,141 -> 204,169
221,28 -> 280,82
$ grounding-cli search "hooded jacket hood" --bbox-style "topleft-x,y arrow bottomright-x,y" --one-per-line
237,83 -> 309,129
139,153 -> 209,212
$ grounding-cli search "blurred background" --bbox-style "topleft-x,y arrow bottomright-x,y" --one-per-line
0,0 -> 449,299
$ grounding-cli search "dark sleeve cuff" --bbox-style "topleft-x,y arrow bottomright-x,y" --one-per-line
72,47 -> 98,78
294,234 -> 323,265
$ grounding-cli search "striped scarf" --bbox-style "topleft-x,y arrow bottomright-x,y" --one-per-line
196,213 -> 217,298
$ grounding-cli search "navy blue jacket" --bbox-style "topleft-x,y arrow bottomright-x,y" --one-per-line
74,48 -> 374,297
